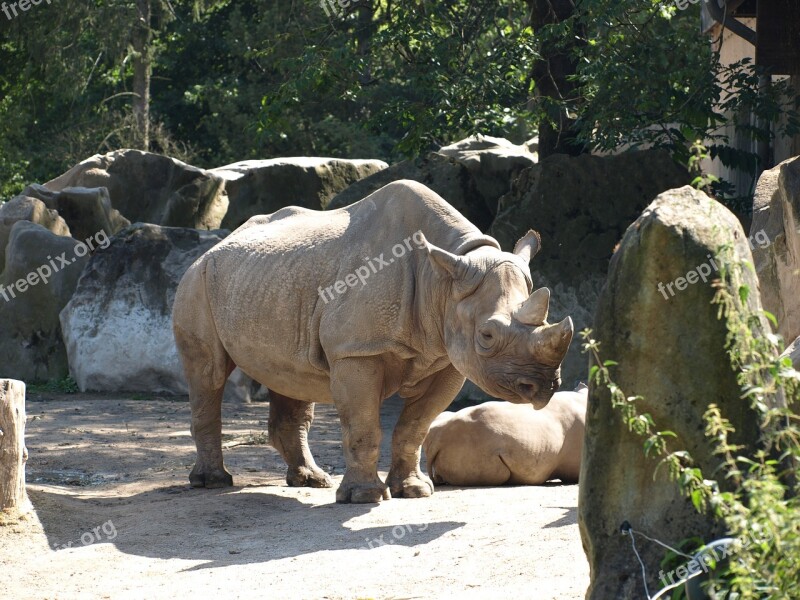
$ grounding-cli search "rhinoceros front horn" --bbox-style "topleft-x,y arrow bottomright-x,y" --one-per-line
530,317 -> 574,366
513,287 -> 550,326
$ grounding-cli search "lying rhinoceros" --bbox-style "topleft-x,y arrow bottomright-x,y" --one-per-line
423,385 -> 587,486
172,179 -> 573,503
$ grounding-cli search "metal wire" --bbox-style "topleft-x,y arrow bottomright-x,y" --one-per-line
626,527 -> 652,599
631,527 -> 694,560
624,524 -> 733,599
651,574 -> 703,600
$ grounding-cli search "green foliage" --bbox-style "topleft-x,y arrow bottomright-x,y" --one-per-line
688,141 -> 720,195
257,0 -> 537,160
582,243 -> 800,598
255,0 -> 800,205
27,377 -> 79,394
152,1 -> 355,166
0,0 -> 797,210
571,0 -> 720,155
0,0 -> 197,198
551,1 -> 798,208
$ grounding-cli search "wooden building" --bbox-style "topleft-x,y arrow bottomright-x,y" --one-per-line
701,0 -> 800,202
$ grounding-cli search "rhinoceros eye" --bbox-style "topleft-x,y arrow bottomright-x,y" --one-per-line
476,322 -> 499,355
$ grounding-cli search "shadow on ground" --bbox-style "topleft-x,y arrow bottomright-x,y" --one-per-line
29,484 -> 466,569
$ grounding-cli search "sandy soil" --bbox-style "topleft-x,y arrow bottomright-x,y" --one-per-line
0,392 -> 589,599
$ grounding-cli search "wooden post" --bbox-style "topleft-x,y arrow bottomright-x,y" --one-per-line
0,379 -> 30,517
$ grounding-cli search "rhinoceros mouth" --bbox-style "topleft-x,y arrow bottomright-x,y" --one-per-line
481,364 -> 560,405
488,380 -> 534,404
491,379 -> 555,408
517,382 -> 536,396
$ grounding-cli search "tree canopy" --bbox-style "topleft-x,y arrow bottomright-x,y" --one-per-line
1,0 -> 797,205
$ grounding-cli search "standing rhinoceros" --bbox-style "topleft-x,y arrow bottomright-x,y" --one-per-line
172,179 -> 573,503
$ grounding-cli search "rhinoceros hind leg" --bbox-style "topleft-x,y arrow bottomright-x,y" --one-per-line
174,263 -> 236,489
183,360 -> 235,488
189,465 -> 234,489
336,472 -> 391,503
386,471 -> 433,498
268,391 -> 332,488
388,365 -> 465,498
183,355 -> 235,488
287,466 -> 332,488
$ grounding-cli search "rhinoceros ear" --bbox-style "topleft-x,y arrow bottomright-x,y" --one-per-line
513,230 -> 542,264
423,237 -> 472,281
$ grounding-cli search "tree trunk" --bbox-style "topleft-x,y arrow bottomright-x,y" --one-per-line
792,74 -> 800,158
0,379 -> 29,517
132,0 -> 152,150
528,0 -> 585,159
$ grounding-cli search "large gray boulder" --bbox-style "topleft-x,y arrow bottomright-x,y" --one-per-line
13,184 -> 130,242
45,150 -> 229,230
437,135 -> 538,204
59,224 -> 228,393
751,155 -> 800,345
328,136 -> 536,232
490,150 -> 691,386
213,157 -> 387,230
579,186 -> 766,599
0,196 -> 71,270
0,221 -> 92,381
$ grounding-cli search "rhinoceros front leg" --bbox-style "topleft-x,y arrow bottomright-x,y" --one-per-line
268,391 -> 332,488
330,357 -> 391,504
387,365 -> 465,498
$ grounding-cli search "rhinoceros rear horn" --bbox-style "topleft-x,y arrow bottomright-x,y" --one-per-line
513,287 -> 550,326
531,316 -> 574,366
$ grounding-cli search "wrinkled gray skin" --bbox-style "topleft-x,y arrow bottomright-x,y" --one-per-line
173,180 -> 574,503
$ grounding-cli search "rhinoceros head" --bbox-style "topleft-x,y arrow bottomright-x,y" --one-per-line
425,230 -> 573,409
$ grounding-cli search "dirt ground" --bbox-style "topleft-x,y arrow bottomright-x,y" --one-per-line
0,392 -> 589,599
